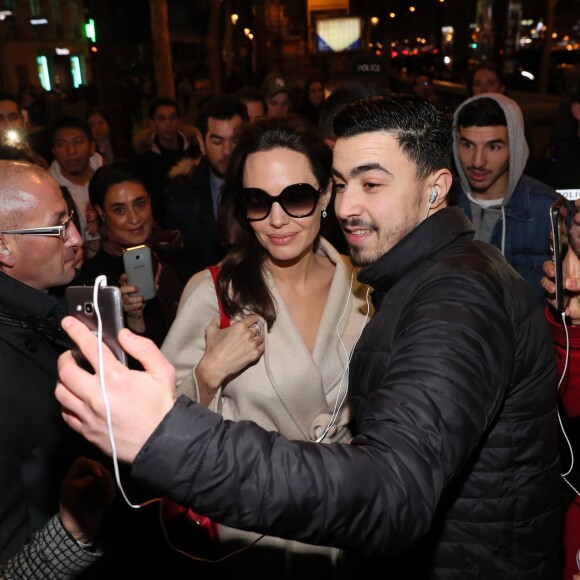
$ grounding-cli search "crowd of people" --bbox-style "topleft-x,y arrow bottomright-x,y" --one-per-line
0,58 -> 579,580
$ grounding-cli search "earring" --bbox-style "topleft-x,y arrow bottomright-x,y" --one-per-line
322,207 -> 327,218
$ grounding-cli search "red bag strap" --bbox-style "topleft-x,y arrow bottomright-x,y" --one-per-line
208,266 -> 230,329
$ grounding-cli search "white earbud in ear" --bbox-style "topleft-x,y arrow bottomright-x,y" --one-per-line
429,187 -> 438,204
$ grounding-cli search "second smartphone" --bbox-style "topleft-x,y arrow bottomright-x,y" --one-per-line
123,244 -> 156,301
550,198 -> 570,315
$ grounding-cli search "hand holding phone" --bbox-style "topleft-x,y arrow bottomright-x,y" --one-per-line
119,273 -> 146,334
549,199 -> 580,324
66,285 -> 127,371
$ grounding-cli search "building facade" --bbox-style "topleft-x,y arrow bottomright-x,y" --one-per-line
0,0 -> 91,94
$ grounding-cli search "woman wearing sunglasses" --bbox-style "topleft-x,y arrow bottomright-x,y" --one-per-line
161,117 -> 371,577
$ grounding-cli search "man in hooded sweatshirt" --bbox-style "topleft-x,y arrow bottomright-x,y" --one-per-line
49,115 -> 103,258
452,94 -> 562,301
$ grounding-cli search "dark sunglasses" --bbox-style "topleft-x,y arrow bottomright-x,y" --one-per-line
241,183 -> 322,221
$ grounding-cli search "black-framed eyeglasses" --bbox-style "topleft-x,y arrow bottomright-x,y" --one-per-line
241,183 -> 322,222
0,209 -> 75,242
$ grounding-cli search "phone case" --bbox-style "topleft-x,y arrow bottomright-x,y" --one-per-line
550,200 -> 569,314
65,285 -> 127,371
123,245 -> 156,301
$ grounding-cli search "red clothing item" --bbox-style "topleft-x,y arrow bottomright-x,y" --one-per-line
547,307 -> 580,418
546,307 -> 580,580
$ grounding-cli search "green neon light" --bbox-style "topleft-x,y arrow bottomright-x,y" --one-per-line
85,19 -> 96,42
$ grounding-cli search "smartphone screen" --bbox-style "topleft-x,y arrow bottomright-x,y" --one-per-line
66,285 -> 128,371
550,198 -> 569,314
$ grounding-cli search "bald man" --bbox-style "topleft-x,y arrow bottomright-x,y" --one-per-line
0,160 -> 85,562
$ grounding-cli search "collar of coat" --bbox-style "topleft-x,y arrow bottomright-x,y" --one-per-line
0,271 -> 69,347
358,206 -> 475,294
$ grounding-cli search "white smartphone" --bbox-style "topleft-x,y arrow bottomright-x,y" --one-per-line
65,285 -> 127,371
123,245 -> 156,301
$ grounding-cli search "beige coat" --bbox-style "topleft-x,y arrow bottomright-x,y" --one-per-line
161,238 -> 372,577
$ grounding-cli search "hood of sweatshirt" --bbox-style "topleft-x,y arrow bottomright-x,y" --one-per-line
49,152 -> 104,191
452,93 -> 529,209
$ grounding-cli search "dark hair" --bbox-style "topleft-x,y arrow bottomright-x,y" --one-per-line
217,117 -> 332,328
333,94 -> 452,179
0,92 -> 20,111
197,96 -> 249,139
234,87 -> 267,115
412,71 -> 434,88
86,106 -> 112,129
318,82 -> 386,141
88,161 -> 148,214
50,115 -> 92,145
301,78 -> 324,103
467,63 -> 508,97
456,97 -> 507,128
148,97 -> 179,120
86,107 -> 131,157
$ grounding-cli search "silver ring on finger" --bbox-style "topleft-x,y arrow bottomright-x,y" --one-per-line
249,322 -> 262,338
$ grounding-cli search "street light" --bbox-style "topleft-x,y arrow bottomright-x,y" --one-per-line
231,13 -> 238,25
371,16 -> 379,26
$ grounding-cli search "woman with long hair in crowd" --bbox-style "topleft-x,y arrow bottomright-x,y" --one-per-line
86,108 -> 133,164
162,117 -> 371,578
297,78 -> 326,126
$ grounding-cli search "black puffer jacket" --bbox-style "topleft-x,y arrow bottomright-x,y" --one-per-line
132,207 -> 561,579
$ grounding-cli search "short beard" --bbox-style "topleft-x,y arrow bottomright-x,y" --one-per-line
340,217 -> 379,267
342,205 -> 421,267
208,161 -> 225,179
469,183 -> 488,195
348,245 -> 380,267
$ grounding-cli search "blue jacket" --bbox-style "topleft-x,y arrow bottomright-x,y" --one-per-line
454,174 -> 560,302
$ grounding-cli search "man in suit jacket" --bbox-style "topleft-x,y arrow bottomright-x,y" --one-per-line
164,96 -> 248,270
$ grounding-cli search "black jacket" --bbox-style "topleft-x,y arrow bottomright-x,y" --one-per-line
132,208 -> 561,579
136,134 -> 200,226
164,156 -> 225,270
0,274 -> 81,561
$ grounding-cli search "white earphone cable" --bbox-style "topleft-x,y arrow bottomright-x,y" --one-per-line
315,272 -> 371,443
93,275 -> 142,509
557,310 -> 575,487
